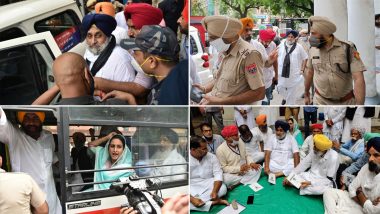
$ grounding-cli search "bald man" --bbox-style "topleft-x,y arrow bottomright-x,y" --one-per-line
32,53 -> 132,105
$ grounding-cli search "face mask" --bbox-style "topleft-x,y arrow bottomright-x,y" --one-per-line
309,36 -> 326,48
231,140 -> 239,146
204,135 -> 213,141
260,125 -> 268,133
130,58 -> 144,74
242,136 -> 252,143
210,38 -> 231,53
299,36 -> 308,42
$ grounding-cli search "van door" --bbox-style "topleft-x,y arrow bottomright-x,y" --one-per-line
0,32 -> 61,105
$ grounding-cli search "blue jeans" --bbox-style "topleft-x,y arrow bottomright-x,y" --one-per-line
262,86 -> 273,105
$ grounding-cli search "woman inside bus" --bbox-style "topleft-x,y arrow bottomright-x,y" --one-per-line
89,133 -> 134,190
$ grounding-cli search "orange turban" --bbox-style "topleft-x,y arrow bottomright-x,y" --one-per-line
255,114 -> 267,126
221,125 -> 238,138
239,17 -> 254,35
95,2 -> 116,17
182,0 -> 189,23
17,112 -> 45,123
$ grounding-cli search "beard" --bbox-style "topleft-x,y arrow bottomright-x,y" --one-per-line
86,37 -> 110,55
22,124 -> 42,137
179,25 -> 188,35
368,161 -> 380,173
244,35 -> 252,42
276,133 -> 286,140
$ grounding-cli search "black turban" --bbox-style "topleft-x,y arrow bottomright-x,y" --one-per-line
275,120 -> 290,132
82,13 -> 116,37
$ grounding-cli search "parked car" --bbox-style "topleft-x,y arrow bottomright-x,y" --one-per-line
189,26 -> 212,85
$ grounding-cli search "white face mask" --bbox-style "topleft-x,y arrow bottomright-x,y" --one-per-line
130,58 -> 144,74
286,40 -> 294,46
231,140 -> 239,146
209,16 -> 231,53
210,38 -> 231,53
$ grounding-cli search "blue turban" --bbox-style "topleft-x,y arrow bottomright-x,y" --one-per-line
286,30 -> 299,38
82,13 -> 116,37
367,137 -> 380,153
275,120 -> 290,132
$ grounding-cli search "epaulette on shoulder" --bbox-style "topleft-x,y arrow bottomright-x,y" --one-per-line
341,40 -> 357,50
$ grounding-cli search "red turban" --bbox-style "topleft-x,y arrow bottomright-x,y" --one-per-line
221,125 -> 238,138
311,123 -> 323,130
182,0 -> 189,23
259,29 -> 276,41
124,3 -> 163,30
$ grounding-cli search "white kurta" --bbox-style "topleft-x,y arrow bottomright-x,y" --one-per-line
216,141 -> 260,186
112,26 -> 128,45
85,46 -> 136,82
300,135 -> 314,160
0,108 -> 61,214
190,152 -> 227,210
155,149 -> 187,182
341,107 -> 371,143
277,42 -> 308,105
324,163 -> 380,214
234,106 -> 254,129
251,126 -> 273,148
293,149 -> 339,195
242,135 -> 264,163
265,134 -> 299,176
323,108 -> 346,141
262,41 -> 277,89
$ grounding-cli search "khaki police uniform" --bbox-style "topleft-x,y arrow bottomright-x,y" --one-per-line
210,37 -> 265,104
307,37 -> 366,105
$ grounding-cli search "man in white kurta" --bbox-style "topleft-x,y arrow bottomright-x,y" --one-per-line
238,124 -> 264,163
251,114 -> 273,151
0,108 -> 61,214
323,137 -> 380,214
285,134 -> 339,195
234,106 -> 254,129
264,120 -> 300,177
190,136 -> 228,211
216,125 -> 261,187
277,30 -> 308,105
323,107 -> 346,141
300,123 -> 323,160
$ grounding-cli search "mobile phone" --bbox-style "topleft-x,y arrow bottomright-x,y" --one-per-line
247,195 -> 254,204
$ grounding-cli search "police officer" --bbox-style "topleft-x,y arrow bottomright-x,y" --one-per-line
304,16 -> 366,105
194,15 -> 265,105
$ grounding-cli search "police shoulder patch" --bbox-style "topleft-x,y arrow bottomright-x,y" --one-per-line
353,51 -> 360,60
245,63 -> 257,74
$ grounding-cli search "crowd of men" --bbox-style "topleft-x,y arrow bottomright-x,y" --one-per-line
191,14 -> 368,105
190,108 -> 380,213
33,0 -> 188,105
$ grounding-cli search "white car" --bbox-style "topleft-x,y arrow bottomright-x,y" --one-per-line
189,26 -> 213,84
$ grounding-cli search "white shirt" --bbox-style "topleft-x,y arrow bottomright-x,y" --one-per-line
265,134 -> 299,166
190,152 -> 223,183
300,135 -> 314,159
112,26 -> 128,45
251,126 -> 273,147
85,46 -> 135,82
0,108 -> 61,214
156,149 -> 187,182
294,149 -> 339,180
277,42 -> 308,88
323,107 -> 346,141
262,41 -> 277,89
348,163 -> 380,213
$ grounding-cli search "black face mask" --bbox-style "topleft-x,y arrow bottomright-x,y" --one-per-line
204,135 -> 213,141
309,36 -> 327,49
242,136 -> 252,143
244,35 -> 252,42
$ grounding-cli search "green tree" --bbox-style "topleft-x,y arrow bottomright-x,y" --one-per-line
262,0 -> 314,17
220,0 -> 262,18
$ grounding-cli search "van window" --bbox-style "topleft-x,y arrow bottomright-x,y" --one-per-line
0,27 -> 26,42
35,10 -> 81,53
0,43 -> 53,105
190,34 -> 198,55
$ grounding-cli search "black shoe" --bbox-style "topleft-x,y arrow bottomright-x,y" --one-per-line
281,99 -> 286,105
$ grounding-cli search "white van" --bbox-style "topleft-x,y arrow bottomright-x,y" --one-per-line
0,0 -> 83,105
